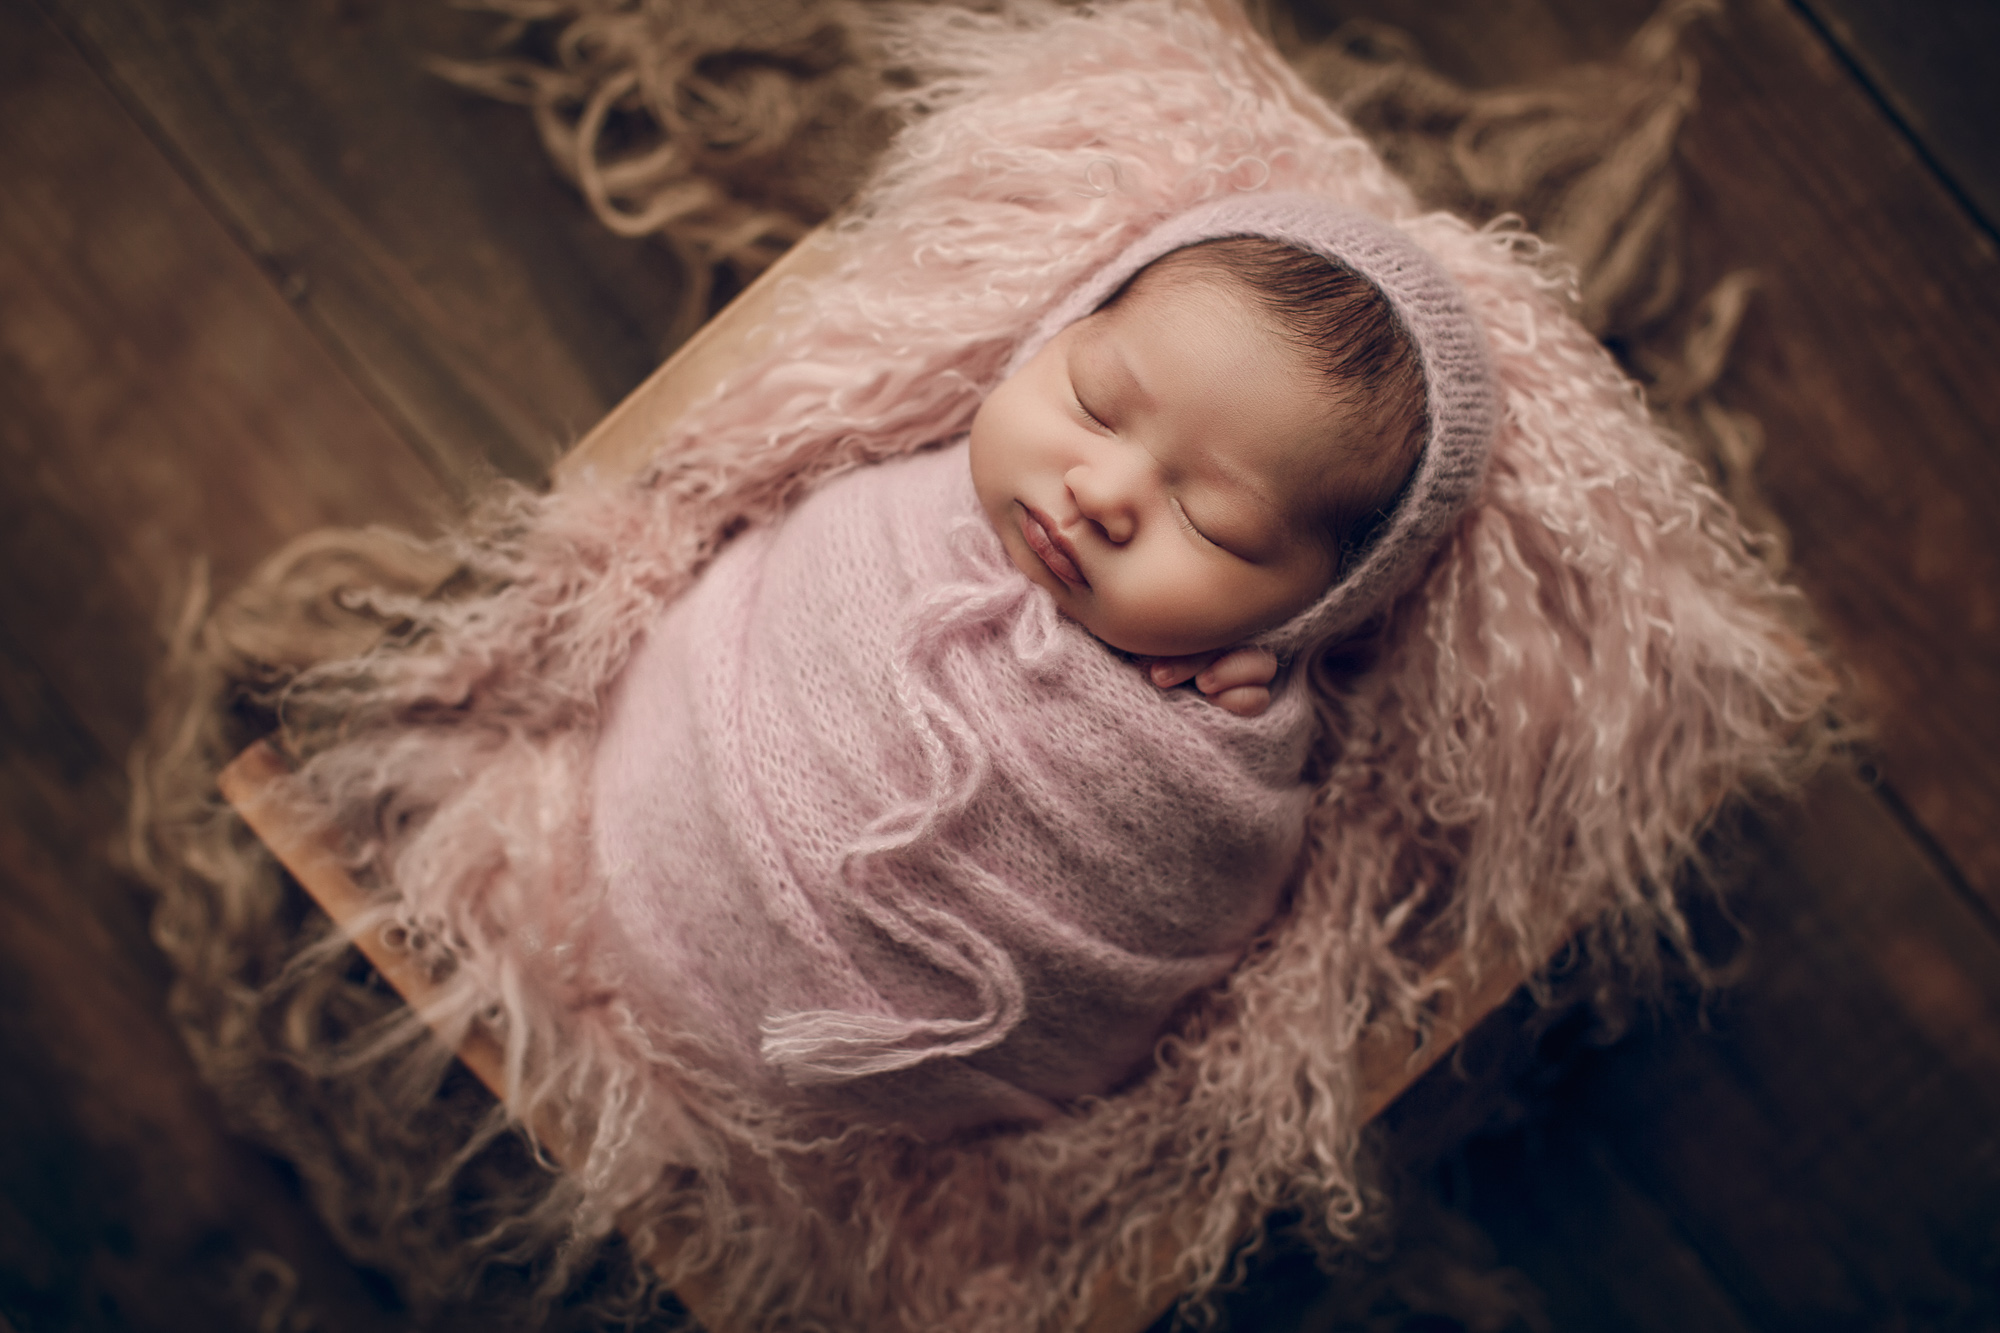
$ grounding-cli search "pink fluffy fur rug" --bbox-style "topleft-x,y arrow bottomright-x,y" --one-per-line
268,1 -> 1833,1326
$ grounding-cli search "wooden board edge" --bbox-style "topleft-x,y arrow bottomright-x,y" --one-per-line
218,741 -> 737,1324
217,741 -> 509,1100
553,230 -> 844,489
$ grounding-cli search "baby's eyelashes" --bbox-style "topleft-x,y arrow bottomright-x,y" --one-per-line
1171,498 -> 1216,548
1072,393 -> 1112,432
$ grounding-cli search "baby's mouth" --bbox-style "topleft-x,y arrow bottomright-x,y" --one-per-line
1020,504 -> 1088,588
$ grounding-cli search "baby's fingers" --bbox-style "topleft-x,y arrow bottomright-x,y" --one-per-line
1148,655 -> 1211,689
1209,683 -> 1273,717
1146,648 -> 1279,717
1193,647 -> 1279,695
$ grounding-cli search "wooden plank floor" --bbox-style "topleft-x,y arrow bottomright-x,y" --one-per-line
0,5 -> 445,1328
1,0 -> 1995,1329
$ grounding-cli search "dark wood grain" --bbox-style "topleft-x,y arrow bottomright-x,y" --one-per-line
1672,0 -> 2000,921
1206,779 -> 2000,1332
1287,0 -> 1647,84
0,0 -> 453,757
0,699 -> 402,1333
1463,770 -> 2000,1330
0,6 -> 461,1328
1796,0 -> 2000,237
42,0 -> 693,491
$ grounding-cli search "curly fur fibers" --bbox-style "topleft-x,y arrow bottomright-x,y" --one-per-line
238,2 -> 1834,1326
432,0 -> 895,344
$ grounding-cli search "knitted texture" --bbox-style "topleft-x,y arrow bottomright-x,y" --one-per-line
591,441 -> 1312,1129
261,2 -> 1835,1326
1007,192 -> 1499,653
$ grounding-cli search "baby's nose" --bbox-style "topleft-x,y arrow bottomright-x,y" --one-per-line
1065,460 -> 1141,544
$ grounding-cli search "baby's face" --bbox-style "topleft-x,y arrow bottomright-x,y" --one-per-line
970,278 -> 1340,658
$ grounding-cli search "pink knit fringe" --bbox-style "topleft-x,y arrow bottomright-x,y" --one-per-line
270,2 -> 1834,1326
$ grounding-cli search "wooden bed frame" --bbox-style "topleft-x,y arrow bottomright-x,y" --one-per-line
214,6 -> 1540,1324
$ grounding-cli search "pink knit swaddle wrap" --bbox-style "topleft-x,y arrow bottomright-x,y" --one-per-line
591,441 -> 1315,1129
591,191 -> 1499,1130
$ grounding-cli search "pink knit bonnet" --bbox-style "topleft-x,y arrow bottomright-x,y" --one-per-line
1005,192 -> 1499,655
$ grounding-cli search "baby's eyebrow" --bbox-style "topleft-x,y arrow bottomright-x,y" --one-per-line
1076,323 -> 1149,413
1201,447 -> 1282,512
1194,448 -> 1295,558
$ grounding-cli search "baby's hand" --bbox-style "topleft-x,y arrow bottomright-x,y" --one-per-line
1147,647 -> 1280,718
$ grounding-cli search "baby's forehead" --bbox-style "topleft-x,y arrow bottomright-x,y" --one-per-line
1094,253 -> 1265,325
1075,285 -> 1373,536
1076,272 -> 1295,392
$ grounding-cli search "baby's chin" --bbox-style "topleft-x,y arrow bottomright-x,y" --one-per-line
990,520 -> 1283,658
1069,610 -> 1259,662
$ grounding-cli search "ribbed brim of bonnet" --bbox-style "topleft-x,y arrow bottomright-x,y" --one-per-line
1004,192 -> 1498,656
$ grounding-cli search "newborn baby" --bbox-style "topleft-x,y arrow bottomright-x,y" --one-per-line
589,194 -> 1494,1133
973,229 -> 1427,716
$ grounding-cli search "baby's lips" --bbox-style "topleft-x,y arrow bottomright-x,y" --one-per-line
1020,505 -> 1088,587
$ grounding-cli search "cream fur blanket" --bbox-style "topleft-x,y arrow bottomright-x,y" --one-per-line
253,2 -> 1831,1325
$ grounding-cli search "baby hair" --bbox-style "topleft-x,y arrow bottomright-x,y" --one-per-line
1110,237 -> 1428,571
